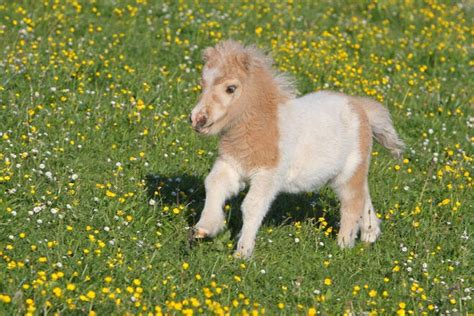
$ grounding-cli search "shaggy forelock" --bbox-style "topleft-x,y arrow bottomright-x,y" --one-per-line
215,40 -> 273,68
204,40 -> 297,98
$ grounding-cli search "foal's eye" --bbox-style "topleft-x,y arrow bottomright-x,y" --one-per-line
226,85 -> 237,94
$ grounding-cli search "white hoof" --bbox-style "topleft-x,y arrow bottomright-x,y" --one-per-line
361,226 -> 380,243
194,219 -> 225,237
337,234 -> 355,248
192,228 -> 209,239
234,239 -> 255,259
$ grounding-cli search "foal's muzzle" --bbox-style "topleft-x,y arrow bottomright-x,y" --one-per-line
190,112 -> 209,133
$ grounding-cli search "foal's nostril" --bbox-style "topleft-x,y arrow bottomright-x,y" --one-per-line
196,115 -> 207,128
188,114 -> 192,124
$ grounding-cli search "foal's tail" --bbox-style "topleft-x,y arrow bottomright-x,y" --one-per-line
359,97 -> 405,158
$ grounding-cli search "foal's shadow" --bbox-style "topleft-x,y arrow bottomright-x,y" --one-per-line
145,173 -> 339,241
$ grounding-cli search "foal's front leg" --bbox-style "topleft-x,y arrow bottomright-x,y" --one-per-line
194,159 -> 242,237
235,171 -> 279,259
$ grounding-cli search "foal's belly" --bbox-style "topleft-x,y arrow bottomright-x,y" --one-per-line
280,155 -> 344,193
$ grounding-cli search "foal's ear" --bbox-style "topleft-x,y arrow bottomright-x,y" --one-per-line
234,52 -> 252,72
202,47 -> 217,63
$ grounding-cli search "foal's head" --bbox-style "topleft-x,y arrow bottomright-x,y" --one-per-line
190,40 -> 293,135
189,40 -> 254,135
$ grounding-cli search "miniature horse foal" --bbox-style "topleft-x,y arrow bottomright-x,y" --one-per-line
189,40 -> 404,258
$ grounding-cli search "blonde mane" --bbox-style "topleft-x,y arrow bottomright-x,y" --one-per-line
204,40 -> 296,100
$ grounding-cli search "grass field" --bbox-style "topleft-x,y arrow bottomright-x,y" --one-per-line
0,0 -> 473,314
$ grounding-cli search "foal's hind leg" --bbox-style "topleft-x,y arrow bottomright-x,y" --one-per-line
333,171 -> 380,247
333,100 -> 381,247
333,178 -> 366,248
360,196 -> 380,243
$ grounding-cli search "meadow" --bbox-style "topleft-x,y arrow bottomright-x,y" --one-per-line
0,0 -> 472,314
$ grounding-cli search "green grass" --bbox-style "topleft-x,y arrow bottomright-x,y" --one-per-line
0,0 -> 472,314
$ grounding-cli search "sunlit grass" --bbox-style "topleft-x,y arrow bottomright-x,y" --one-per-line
0,0 -> 472,314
